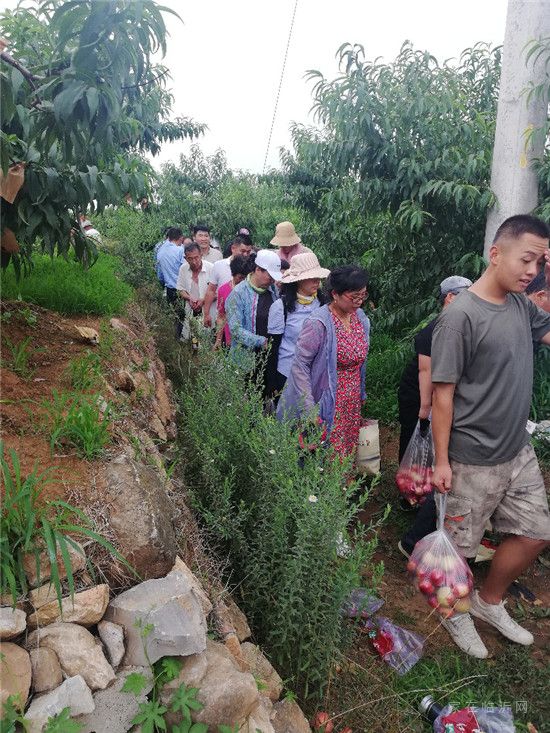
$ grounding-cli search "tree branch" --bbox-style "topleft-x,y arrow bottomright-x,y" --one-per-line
0,50 -> 43,90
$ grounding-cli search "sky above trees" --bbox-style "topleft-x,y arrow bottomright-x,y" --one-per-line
0,0 -> 508,172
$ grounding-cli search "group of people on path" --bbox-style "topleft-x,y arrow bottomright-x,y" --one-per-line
156,213 -> 550,660
155,220 -> 370,458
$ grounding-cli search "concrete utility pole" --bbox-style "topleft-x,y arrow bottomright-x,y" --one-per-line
484,0 -> 550,258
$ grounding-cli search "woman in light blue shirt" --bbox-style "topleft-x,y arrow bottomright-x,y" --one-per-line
266,253 -> 330,396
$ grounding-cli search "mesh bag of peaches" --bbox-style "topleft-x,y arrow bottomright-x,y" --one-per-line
407,493 -> 474,617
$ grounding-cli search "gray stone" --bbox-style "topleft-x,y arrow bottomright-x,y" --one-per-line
171,556 -> 213,617
75,666 -> 153,733
161,639 -> 259,730
0,607 -> 26,640
25,675 -> 94,733
240,642 -> 283,702
97,620 -> 125,670
104,450 -> 177,580
270,699 -> 312,733
25,623 -> 115,691
0,642 -> 31,709
104,571 -> 207,666
30,648 -> 63,693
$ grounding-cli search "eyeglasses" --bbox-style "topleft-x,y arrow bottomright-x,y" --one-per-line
341,290 -> 368,303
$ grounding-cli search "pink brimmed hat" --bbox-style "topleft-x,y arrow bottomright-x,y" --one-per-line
281,252 -> 330,283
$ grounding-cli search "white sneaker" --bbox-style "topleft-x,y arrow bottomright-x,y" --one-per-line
470,590 -> 534,646
440,612 -> 489,659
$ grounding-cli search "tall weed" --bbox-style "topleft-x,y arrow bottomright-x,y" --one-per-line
180,348 -> 384,698
0,444 -> 132,608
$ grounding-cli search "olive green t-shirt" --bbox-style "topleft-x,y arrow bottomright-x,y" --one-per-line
431,290 -> 550,466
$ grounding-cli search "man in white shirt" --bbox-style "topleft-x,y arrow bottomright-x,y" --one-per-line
193,224 -> 222,264
176,243 -> 217,327
202,235 -> 253,327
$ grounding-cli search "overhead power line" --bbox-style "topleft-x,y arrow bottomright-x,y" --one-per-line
262,0 -> 299,174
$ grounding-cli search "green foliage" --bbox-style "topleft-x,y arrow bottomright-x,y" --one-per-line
66,351 -> 102,391
282,42 -> 501,332
180,346 -> 383,698
173,721 -> 208,733
41,390 -> 111,459
1,252 -> 133,315
2,335 -> 35,379
0,694 -> 26,732
0,443 -> 131,608
97,206 -> 167,288
532,346 -> 550,422
169,684 -> 203,720
153,145 -> 308,247
43,708 -> 84,733
121,671 -> 151,696
131,700 -> 168,733
155,657 -> 184,685
0,0 -> 204,267
365,332 -> 413,423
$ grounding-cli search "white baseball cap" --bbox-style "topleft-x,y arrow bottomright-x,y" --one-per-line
255,249 -> 283,281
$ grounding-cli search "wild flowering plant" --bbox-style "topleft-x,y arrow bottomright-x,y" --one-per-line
180,347 -> 384,698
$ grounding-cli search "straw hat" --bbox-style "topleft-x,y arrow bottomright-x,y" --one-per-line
270,221 -> 301,248
281,252 -> 330,283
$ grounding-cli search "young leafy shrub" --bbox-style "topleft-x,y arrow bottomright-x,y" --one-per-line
0,444 -> 131,608
180,348 -> 383,699
66,351 -> 102,391
2,336 -> 35,379
41,390 -> 111,459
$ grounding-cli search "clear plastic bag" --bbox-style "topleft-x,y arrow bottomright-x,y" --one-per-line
341,589 -> 384,619
365,616 -> 424,675
408,493 -> 474,618
433,705 -> 515,733
395,419 -> 434,506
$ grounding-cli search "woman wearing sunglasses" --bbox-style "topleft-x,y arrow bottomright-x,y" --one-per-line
277,265 -> 370,458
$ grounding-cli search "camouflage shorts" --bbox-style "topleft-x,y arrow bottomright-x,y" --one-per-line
445,444 -> 550,557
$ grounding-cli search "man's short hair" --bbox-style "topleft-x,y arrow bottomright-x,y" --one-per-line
493,214 -> 550,244
166,227 -> 183,241
193,224 -> 210,235
184,242 -> 201,256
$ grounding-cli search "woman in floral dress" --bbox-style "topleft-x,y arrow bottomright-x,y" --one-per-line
277,265 -> 370,459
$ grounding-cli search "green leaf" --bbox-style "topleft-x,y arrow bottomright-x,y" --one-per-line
157,656 -> 183,683
121,671 -> 149,697
43,707 -> 84,733
170,683 -> 203,720
131,700 -> 168,733
173,721 -> 208,733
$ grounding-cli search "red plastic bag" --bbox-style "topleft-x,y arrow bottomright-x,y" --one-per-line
395,419 -> 433,506
407,494 -> 473,618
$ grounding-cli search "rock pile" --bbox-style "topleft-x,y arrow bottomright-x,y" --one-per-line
0,553 -> 311,733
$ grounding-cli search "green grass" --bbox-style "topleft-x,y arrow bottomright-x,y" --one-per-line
0,443 -> 132,609
1,252 -> 133,315
41,390 -> 112,460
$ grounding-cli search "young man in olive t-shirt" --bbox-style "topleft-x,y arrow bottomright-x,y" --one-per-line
431,214 -> 550,659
